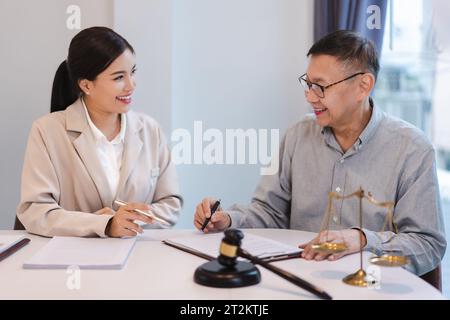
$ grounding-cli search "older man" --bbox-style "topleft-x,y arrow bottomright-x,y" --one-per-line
193,30 -> 446,276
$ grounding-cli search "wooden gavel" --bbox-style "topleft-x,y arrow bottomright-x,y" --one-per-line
217,229 -> 332,300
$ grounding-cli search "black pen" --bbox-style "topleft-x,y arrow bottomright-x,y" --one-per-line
201,199 -> 221,231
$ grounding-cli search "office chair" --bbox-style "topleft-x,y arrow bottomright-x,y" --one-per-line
420,265 -> 442,292
13,216 -> 25,230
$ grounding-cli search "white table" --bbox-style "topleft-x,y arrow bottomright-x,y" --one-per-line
0,229 -> 444,300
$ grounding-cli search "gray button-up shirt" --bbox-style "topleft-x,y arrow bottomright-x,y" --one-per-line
228,102 -> 446,276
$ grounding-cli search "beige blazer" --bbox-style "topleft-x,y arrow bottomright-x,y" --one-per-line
17,98 -> 182,237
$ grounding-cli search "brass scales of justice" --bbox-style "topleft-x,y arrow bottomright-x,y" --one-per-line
311,187 -> 410,287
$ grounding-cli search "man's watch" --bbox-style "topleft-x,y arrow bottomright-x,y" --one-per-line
225,213 -> 232,229
352,227 -> 367,248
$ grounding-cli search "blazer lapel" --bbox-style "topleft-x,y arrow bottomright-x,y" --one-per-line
116,111 -> 143,200
66,99 -> 114,208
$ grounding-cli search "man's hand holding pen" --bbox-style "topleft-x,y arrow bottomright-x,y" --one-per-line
194,198 -> 231,233
102,202 -> 154,238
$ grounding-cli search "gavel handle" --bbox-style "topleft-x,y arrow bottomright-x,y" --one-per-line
238,249 -> 332,300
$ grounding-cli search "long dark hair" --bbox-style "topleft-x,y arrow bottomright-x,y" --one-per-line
50,26 -> 134,112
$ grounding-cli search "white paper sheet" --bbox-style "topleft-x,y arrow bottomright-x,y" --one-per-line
23,236 -> 136,269
164,231 -> 301,260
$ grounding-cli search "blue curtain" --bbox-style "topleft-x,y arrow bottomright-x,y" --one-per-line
314,0 -> 388,54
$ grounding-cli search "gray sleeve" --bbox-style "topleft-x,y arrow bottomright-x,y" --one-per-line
363,147 -> 447,276
227,133 -> 293,228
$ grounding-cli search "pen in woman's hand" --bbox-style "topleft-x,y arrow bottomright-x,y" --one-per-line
201,199 -> 221,231
114,200 -> 170,226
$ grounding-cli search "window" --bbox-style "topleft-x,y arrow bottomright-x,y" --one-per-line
374,0 -> 450,296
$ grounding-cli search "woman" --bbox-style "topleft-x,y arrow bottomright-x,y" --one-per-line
17,26 -> 182,238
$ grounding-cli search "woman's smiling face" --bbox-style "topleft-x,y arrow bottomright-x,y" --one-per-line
79,48 -> 137,114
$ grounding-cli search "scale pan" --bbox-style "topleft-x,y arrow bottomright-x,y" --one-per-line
369,254 -> 409,267
311,242 -> 347,254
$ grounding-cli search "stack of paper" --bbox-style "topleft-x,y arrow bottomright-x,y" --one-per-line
23,236 -> 136,269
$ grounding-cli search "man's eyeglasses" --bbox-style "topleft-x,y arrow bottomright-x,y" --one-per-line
298,72 -> 366,98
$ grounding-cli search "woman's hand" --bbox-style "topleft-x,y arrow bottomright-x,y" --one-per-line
299,229 -> 367,261
105,203 -> 154,238
194,198 -> 231,233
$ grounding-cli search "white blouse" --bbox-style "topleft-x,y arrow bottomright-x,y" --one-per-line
82,98 -> 126,198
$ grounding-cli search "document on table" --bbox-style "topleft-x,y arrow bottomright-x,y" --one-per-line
23,236 -> 136,269
138,229 -> 199,241
164,231 -> 302,261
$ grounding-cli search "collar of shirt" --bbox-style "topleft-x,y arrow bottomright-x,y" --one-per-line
321,97 -> 384,152
81,97 -> 126,145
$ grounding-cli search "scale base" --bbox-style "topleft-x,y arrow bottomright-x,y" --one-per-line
343,269 -> 368,287
194,260 -> 261,288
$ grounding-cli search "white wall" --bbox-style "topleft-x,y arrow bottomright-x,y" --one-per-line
171,0 -> 313,228
432,0 -> 450,151
113,0 -> 172,133
433,55 -> 450,151
0,0 -> 113,229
